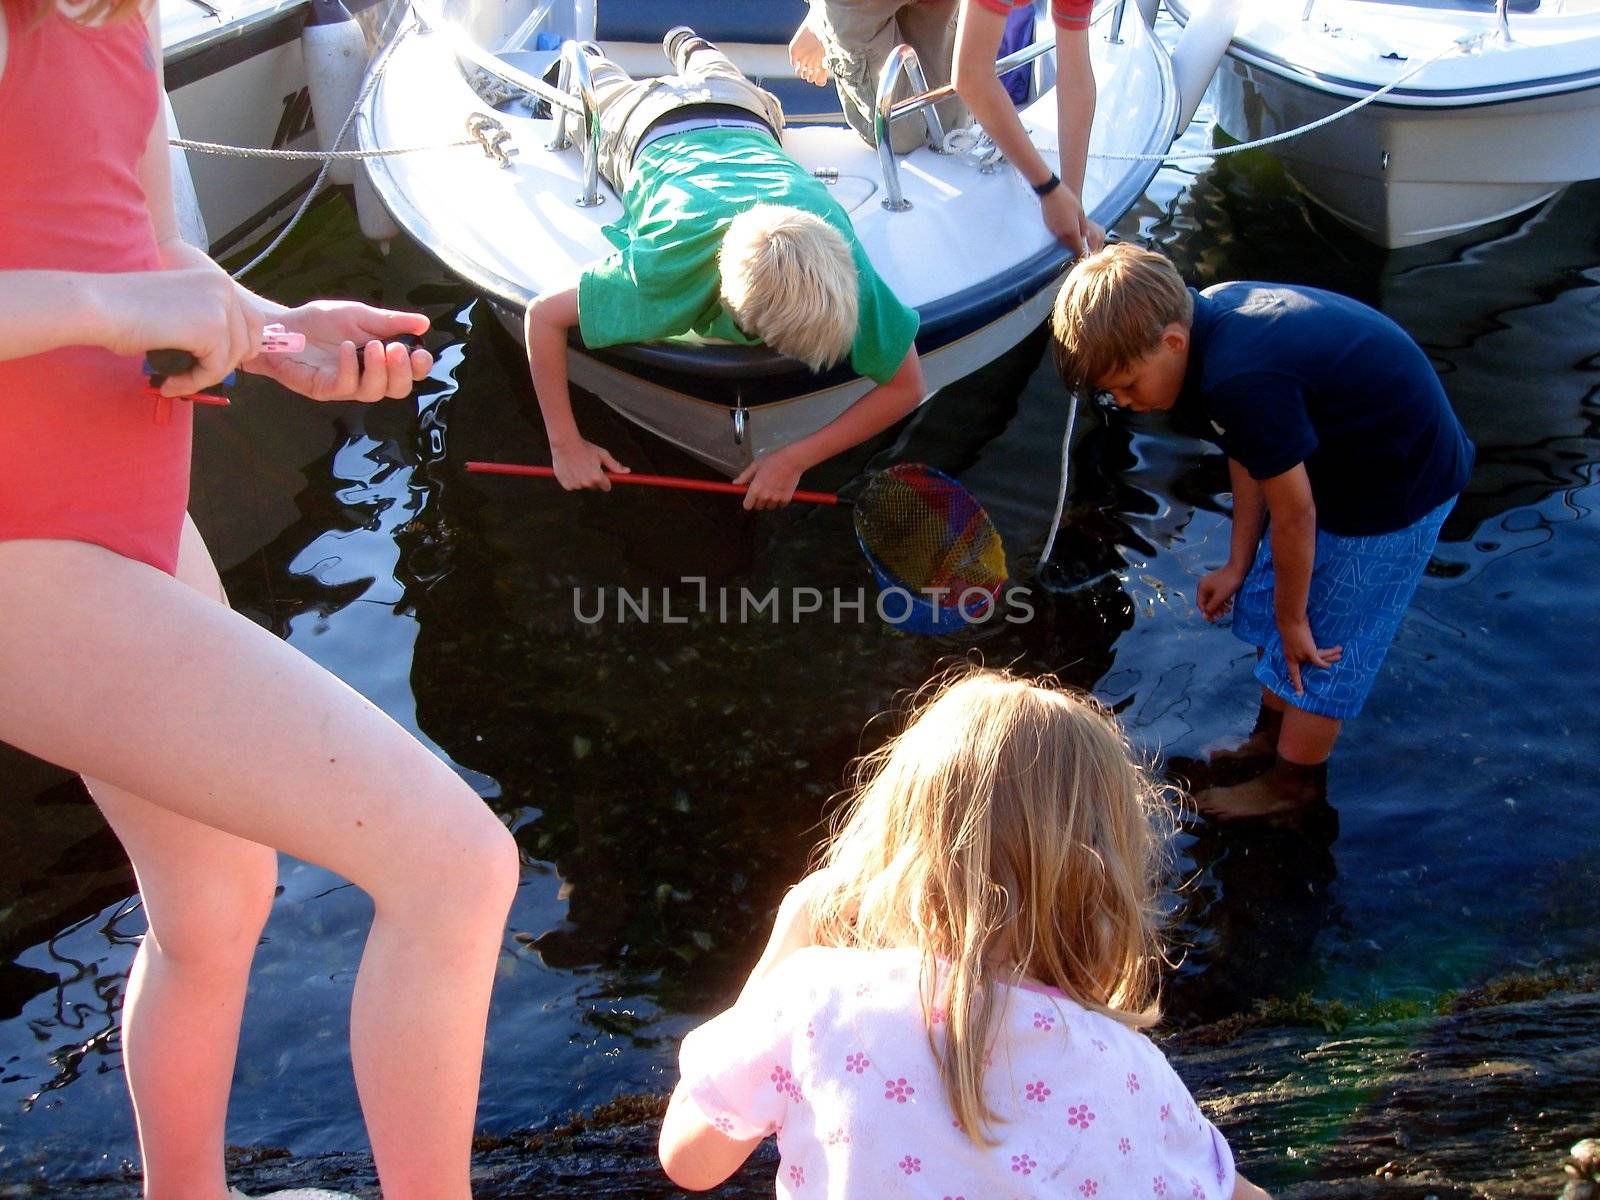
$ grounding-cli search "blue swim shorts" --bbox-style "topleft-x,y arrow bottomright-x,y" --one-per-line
1230,497 -> 1456,721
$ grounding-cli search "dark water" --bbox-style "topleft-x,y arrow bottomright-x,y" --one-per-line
2,90 -> 1598,1186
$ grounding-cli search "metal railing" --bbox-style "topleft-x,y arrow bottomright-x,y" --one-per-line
547,40 -> 604,206
874,44 -> 946,211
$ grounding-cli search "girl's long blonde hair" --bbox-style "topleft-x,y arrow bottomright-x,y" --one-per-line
809,667 -> 1172,1145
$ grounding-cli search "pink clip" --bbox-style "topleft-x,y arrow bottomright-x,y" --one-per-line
260,323 -> 306,353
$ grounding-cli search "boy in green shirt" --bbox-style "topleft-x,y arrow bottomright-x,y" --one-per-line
525,28 -> 924,509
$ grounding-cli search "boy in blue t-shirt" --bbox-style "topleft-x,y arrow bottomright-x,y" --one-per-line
1049,244 -> 1475,818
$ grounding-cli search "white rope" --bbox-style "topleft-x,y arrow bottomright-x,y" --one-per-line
1090,32 -> 1484,165
171,137 -> 475,160
1039,388 -> 1082,568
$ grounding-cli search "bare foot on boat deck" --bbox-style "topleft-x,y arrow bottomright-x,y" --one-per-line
1194,757 -> 1328,821
790,20 -> 830,87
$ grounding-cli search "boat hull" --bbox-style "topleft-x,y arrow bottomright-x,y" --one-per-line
161,0 -> 400,255
1210,57 -> 1600,248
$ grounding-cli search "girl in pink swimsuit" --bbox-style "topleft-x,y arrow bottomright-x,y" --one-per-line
659,669 -> 1274,1198
0,1 -> 517,1197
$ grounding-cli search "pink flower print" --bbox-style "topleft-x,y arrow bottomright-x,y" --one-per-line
1024,1079 -> 1052,1103
1011,1154 -> 1037,1176
789,1164 -> 805,1187
826,1127 -> 851,1147
884,1077 -> 915,1103
1118,1137 -> 1132,1155
845,1052 -> 870,1074
943,1196 -> 967,1200
1092,1037 -> 1108,1052
1160,1102 -> 1172,1121
1127,1071 -> 1142,1094
712,1116 -> 734,1133
1190,1178 -> 1206,1199
806,1021 -> 816,1040
856,982 -> 872,998
1153,1174 -> 1169,1197
897,1155 -> 922,1175
1079,1182 -> 1100,1197
1066,1103 -> 1096,1129
1033,1010 -> 1057,1031
930,1005 -> 946,1026
770,1064 -> 802,1102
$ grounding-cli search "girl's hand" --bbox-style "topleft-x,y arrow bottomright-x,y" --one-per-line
97,266 -> 263,396
1039,186 -> 1104,257
736,870 -> 836,1004
1197,563 -> 1247,620
240,300 -> 433,402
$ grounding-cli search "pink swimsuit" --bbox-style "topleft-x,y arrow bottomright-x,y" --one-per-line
0,3 -> 192,574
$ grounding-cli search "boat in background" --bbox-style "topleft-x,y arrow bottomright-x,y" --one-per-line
1163,0 -> 1600,248
357,0 -> 1219,475
161,0 -> 401,255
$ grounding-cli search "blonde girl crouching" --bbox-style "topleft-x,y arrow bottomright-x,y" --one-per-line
658,668 -> 1272,1198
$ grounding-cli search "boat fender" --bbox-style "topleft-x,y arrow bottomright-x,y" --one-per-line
1169,0 -> 1244,136
302,0 -> 365,187
353,163 -> 402,246
302,0 -> 401,242
164,92 -> 209,250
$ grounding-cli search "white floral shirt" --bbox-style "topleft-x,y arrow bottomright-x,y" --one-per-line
678,946 -> 1236,1199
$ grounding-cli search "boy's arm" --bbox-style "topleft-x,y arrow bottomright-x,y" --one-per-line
1258,464 -> 1342,694
1197,457 -> 1265,620
732,347 -> 925,509
524,283 -> 630,490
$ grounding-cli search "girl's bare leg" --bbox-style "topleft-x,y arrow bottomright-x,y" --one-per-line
0,523 -> 519,1200
89,778 -> 278,1200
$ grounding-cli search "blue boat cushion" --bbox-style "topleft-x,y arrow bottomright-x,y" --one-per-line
595,1 -> 811,46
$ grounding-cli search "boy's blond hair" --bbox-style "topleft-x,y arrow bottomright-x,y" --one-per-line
719,205 -> 858,373
808,667 -> 1172,1147
1050,243 -> 1194,393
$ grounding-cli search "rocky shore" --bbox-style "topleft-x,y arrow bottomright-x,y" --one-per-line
11,972 -> 1596,1200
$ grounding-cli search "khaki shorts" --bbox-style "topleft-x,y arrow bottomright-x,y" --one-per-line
814,0 -> 971,153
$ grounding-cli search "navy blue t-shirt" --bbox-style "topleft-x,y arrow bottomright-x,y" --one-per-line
1177,283 -> 1475,536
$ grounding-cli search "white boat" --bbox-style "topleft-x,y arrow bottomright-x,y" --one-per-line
161,0 -> 401,254
356,0 -> 1202,475
1163,0 -> 1600,248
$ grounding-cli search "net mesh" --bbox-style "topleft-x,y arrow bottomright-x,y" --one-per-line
853,464 -> 1008,598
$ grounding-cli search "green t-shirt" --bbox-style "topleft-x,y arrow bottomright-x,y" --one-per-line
577,127 -> 919,385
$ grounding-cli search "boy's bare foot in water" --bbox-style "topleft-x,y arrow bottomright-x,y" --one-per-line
1194,758 -> 1327,820
789,18 -> 830,86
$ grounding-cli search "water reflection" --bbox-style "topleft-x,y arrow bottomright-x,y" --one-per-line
1,127 -> 1598,1183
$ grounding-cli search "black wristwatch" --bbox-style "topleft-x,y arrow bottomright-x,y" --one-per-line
1031,172 -> 1062,198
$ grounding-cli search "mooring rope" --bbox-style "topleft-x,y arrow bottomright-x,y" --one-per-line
1093,31 -> 1486,164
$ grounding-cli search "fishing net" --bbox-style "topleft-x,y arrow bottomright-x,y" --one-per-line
853,464 -> 1008,632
